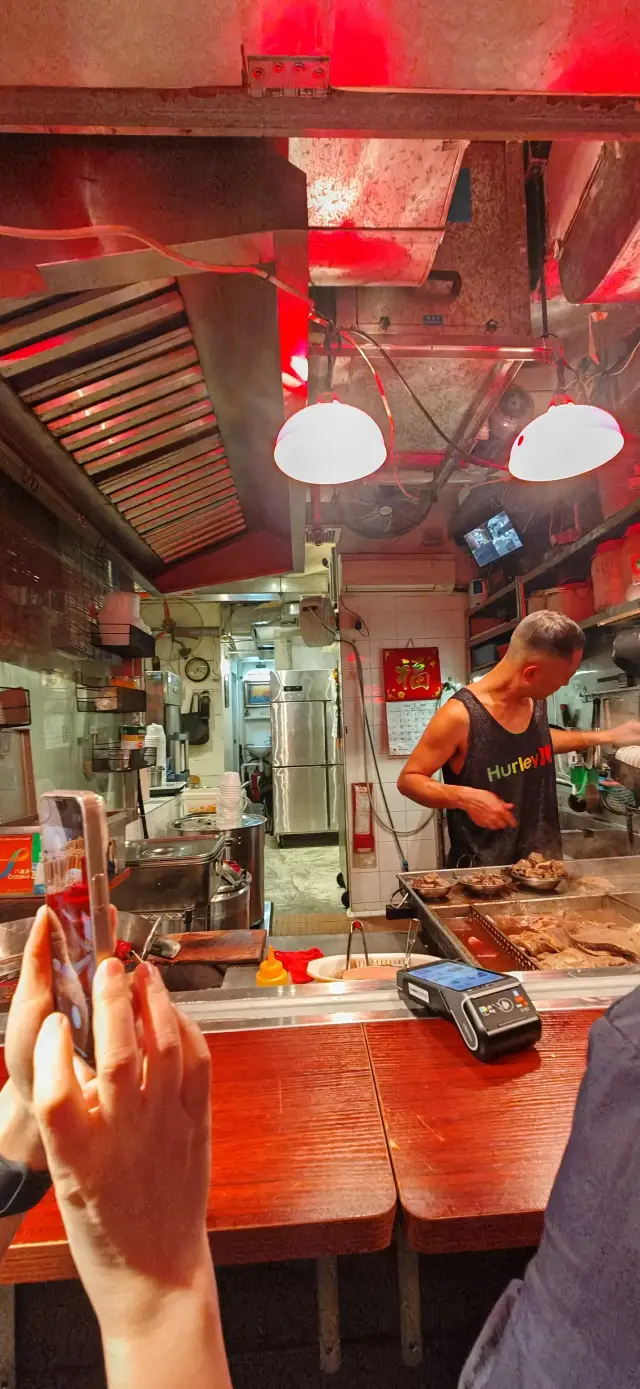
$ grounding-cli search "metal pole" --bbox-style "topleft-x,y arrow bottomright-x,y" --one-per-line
316,1255 -> 341,1373
0,1285 -> 16,1389
397,1224 -> 423,1367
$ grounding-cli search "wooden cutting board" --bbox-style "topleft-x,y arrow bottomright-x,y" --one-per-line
165,929 -> 266,965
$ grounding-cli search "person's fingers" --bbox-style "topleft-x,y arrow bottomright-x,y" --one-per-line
5,907 -> 56,1097
33,1013 -> 89,1168
176,1009 -> 211,1132
11,906 -> 53,1017
133,963 -> 183,1101
92,958 -> 140,1118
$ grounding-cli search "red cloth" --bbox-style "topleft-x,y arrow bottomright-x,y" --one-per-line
273,947 -> 323,984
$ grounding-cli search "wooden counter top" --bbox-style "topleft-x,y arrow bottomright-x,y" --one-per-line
365,1010 -> 602,1255
0,1025 -> 396,1283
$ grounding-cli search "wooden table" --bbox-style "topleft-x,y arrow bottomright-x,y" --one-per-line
0,1024 -> 396,1284
365,1011 -> 601,1255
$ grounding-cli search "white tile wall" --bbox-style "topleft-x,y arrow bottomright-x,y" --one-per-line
340,588 -> 468,912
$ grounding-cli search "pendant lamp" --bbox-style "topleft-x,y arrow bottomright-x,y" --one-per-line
274,398 -> 387,485
509,400 -> 623,482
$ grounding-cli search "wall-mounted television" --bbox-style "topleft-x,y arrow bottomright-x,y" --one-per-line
464,511 -> 523,568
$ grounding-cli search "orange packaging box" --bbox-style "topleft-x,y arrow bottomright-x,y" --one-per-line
0,835 -> 34,894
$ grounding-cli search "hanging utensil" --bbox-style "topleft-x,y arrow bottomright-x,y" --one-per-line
404,920 -> 419,968
346,919 -> 370,970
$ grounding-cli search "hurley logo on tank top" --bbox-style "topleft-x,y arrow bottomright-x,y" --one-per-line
487,742 -> 553,783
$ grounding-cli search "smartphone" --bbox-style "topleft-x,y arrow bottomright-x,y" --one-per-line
39,792 -> 113,1064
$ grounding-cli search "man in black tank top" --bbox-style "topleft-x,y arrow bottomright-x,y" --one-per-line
398,612 -> 640,868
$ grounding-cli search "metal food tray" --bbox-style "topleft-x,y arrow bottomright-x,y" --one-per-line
398,877 -> 478,965
399,859 -> 640,906
470,892 -> 640,973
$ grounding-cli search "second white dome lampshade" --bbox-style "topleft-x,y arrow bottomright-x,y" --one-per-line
509,401 -> 624,482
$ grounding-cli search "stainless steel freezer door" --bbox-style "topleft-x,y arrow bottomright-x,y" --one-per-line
271,670 -> 335,703
273,766 -> 329,835
325,700 -> 340,763
327,764 -> 343,833
271,699 -> 327,768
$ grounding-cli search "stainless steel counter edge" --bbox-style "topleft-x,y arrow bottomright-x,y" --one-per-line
171,966 -> 640,1031
0,969 -> 634,1040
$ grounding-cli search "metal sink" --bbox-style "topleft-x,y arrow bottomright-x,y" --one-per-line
558,804 -> 634,857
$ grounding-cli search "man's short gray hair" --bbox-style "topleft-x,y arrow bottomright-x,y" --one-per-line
510,611 -> 585,661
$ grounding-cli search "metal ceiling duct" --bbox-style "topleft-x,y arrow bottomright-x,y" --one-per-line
2,0 -> 639,93
0,281 -> 246,565
289,138 -> 467,286
0,138 -> 308,591
552,144 -> 640,303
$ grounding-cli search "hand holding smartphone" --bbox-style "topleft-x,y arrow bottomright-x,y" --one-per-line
39,792 -> 114,1065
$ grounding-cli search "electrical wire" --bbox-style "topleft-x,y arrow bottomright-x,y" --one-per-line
606,336 -> 640,379
336,329 -> 421,504
349,634 -> 436,853
321,608 -> 437,868
0,219 -> 315,306
347,327 -> 505,469
0,219 -> 509,488
339,600 -> 370,637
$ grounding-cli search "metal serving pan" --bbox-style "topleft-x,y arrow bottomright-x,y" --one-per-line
469,892 -> 640,972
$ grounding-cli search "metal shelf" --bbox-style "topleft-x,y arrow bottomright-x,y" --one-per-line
522,497 -> 640,590
468,593 -> 640,652
92,743 -> 157,773
468,619 -> 518,649
581,597 -> 640,631
92,625 -> 156,659
467,498 -> 639,618
467,580 -> 519,618
77,685 -> 146,713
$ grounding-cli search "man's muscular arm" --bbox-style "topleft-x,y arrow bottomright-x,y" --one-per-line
397,702 -> 517,830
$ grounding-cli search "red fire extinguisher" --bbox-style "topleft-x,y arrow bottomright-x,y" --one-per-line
351,782 -> 375,857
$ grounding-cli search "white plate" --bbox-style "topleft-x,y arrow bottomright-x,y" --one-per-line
306,952 -> 439,982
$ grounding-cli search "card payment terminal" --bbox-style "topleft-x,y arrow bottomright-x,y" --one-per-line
397,961 -> 541,1062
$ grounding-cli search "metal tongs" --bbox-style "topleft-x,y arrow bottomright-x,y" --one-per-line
346,919 -> 370,971
404,921 -> 419,968
141,915 -> 181,962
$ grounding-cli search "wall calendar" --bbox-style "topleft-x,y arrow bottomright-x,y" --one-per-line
382,646 -> 442,758
386,700 -> 439,757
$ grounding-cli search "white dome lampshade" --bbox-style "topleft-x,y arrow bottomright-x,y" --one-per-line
274,399 -> 387,485
509,401 -> 624,482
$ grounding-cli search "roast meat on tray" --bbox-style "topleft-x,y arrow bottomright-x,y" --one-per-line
491,909 -> 640,970
512,852 -> 567,880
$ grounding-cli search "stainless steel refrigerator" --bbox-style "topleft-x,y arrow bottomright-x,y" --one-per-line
270,671 -> 341,839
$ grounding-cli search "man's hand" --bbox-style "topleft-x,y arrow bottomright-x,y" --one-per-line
607,720 -> 640,749
458,788 -> 517,830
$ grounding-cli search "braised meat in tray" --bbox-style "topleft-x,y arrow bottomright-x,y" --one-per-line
494,908 -> 640,970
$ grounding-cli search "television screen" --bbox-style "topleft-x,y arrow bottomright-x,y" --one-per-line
464,511 -> 523,567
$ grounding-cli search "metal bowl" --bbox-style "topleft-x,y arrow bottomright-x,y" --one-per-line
413,880 -> 453,902
510,869 -> 563,893
454,872 -> 510,898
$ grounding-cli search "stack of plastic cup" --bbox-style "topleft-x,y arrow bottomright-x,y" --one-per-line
216,772 -> 248,829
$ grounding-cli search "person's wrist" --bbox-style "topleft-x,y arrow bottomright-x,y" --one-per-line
101,1267 -> 227,1389
0,1080 -> 47,1173
97,1234 -> 215,1341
